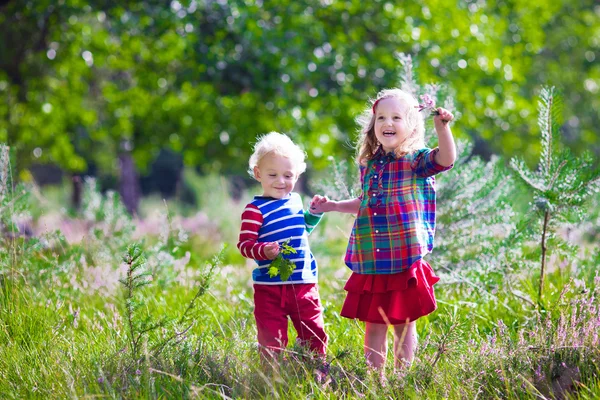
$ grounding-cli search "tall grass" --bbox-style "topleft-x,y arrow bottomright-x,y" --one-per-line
1,137 -> 600,398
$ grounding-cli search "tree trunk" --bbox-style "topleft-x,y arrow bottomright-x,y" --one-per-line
71,174 -> 83,211
119,152 -> 140,216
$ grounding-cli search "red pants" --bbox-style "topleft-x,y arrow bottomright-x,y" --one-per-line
253,283 -> 327,355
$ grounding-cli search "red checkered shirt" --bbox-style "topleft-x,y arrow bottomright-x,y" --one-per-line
344,147 -> 452,274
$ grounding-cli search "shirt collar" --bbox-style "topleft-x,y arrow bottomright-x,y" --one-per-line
373,146 -> 398,161
254,193 -> 292,200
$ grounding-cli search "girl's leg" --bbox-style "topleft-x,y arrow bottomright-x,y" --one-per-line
392,321 -> 417,368
364,322 -> 388,369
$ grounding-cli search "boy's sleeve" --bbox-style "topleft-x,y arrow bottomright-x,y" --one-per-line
411,148 -> 453,177
304,209 -> 323,235
237,204 -> 269,260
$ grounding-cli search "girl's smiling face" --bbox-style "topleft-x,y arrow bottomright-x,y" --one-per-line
253,152 -> 298,199
373,97 -> 413,153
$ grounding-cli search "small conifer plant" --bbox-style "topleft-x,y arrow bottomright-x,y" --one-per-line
119,242 -> 224,363
510,87 -> 600,303
120,243 -> 163,362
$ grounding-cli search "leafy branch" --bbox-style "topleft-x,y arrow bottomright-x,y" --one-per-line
267,240 -> 297,281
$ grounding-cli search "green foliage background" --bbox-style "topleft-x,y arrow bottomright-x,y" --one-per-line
1,1 -> 599,181
3,2 -> 600,398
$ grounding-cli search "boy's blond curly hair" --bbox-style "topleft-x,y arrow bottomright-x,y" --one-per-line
248,132 -> 307,179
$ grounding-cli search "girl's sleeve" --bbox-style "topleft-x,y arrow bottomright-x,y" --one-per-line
411,148 -> 453,177
237,204 -> 269,260
303,209 -> 323,235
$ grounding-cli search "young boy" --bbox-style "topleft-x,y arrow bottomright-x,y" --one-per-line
237,132 -> 328,359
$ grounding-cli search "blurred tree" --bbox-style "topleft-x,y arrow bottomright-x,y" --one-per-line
1,0 -> 598,209
160,0 -> 600,171
0,1 -> 189,213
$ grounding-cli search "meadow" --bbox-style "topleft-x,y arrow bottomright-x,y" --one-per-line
2,2 -> 599,398
1,123 -> 600,400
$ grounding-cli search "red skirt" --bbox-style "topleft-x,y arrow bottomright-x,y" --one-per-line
340,259 -> 440,325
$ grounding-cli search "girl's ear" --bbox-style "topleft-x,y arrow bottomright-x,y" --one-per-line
253,166 -> 261,181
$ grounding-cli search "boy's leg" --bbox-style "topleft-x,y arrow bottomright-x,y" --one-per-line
288,284 -> 328,355
365,322 -> 388,369
253,284 -> 289,357
393,321 -> 417,367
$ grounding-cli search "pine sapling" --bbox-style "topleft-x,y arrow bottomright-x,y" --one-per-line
120,243 -> 167,362
509,86 -> 600,303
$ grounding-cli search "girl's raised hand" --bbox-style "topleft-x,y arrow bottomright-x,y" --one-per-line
433,107 -> 454,130
264,242 -> 280,260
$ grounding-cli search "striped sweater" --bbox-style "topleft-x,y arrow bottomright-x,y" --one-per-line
237,192 -> 323,284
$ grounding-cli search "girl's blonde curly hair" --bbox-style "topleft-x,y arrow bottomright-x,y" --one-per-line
355,88 -> 425,165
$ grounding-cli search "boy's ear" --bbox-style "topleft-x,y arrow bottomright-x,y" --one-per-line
253,166 -> 261,181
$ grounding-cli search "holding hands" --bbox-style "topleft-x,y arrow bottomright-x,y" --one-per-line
310,195 -> 336,214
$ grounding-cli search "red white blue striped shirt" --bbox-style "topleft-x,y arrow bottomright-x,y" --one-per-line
237,193 -> 323,284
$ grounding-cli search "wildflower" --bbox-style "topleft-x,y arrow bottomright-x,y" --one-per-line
495,369 -> 505,382
415,94 -> 440,116
97,377 -> 104,384
534,365 -> 544,381
135,369 -> 142,375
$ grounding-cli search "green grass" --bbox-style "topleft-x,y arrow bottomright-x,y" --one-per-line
1,230 -> 599,399
1,176 -> 600,398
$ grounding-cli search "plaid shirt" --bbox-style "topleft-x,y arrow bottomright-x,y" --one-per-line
344,147 -> 452,274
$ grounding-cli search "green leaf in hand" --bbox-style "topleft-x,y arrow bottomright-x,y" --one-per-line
280,241 -> 297,255
267,240 -> 297,281
268,257 -> 282,278
278,259 -> 296,281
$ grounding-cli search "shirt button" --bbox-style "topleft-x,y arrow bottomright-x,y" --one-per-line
375,230 -> 379,233
374,212 -> 377,216
376,249 -> 380,252
372,193 -> 376,197
380,160 -> 383,164
374,175 -> 377,178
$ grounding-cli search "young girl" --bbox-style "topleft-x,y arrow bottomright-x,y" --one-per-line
237,131 -> 328,361
310,88 -> 456,372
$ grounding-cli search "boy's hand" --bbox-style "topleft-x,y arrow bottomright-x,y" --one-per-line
310,195 -> 336,214
433,107 -> 454,130
264,242 -> 280,260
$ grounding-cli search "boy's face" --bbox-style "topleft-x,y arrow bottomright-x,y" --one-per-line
253,152 -> 299,199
